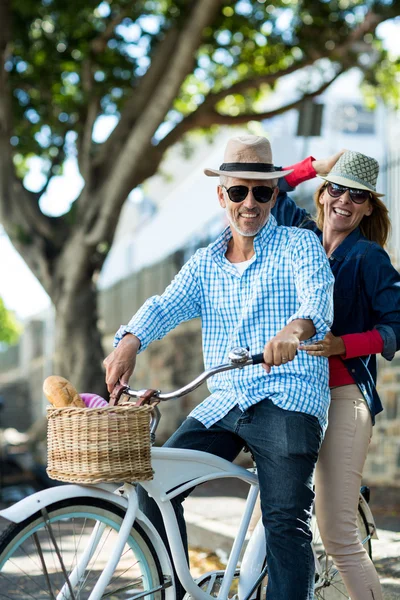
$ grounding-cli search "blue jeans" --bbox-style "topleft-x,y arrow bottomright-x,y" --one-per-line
138,398 -> 322,600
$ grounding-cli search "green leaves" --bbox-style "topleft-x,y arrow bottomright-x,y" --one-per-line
5,0 -> 398,178
0,298 -> 21,346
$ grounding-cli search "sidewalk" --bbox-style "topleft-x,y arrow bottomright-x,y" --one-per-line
185,479 -> 400,600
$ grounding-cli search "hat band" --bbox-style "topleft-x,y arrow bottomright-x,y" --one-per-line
220,162 -> 275,172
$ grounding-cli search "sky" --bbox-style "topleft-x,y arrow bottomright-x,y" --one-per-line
0,18 -> 399,321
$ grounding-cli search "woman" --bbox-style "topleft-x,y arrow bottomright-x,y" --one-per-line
273,150 -> 400,599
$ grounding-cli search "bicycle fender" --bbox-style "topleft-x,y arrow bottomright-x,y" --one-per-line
0,484 -> 128,523
359,493 -> 379,540
238,517 -> 266,600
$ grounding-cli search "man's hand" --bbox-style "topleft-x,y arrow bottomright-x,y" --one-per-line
262,332 -> 300,373
312,150 -> 346,176
261,319 -> 316,372
299,332 -> 345,358
103,334 -> 141,393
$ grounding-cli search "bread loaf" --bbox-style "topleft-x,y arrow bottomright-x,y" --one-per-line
43,375 -> 85,408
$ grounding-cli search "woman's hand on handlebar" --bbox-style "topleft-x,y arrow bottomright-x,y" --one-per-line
103,334 -> 141,393
299,332 -> 345,358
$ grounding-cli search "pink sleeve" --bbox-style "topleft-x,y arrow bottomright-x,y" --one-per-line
283,157 -> 317,188
341,330 -> 384,360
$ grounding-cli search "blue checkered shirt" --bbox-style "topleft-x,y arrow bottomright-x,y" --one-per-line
114,215 -> 334,430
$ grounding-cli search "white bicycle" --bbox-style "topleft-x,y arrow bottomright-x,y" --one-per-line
0,347 -> 377,600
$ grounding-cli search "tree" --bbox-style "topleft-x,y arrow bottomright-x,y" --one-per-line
0,297 -> 20,345
0,0 -> 398,394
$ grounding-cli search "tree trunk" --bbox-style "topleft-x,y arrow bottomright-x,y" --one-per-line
54,278 -> 107,398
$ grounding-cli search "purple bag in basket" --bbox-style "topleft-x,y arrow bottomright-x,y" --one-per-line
80,393 -> 108,408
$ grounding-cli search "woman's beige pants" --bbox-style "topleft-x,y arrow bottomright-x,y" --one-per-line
315,384 -> 383,599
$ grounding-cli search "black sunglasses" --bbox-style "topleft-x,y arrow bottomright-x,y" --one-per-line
221,185 -> 275,204
326,182 -> 372,205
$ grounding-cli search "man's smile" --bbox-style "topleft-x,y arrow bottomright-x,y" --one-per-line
240,212 -> 259,219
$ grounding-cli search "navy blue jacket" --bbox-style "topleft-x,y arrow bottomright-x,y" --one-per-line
273,190 -> 400,423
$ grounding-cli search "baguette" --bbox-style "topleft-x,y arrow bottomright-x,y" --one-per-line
43,375 -> 85,408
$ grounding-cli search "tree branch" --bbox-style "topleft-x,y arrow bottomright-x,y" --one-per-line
158,8 -> 389,152
0,0 -> 14,224
93,25 -> 181,170
86,0 -> 223,245
204,68 -> 346,127
91,6 -> 133,54
0,0 -> 65,247
156,65 -> 345,154
33,149 -> 65,202
11,232 -> 54,294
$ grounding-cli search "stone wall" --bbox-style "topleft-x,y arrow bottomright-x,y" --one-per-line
364,354 -> 400,486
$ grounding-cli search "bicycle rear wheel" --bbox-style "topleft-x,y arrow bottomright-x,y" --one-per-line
255,502 -> 372,600
0,497 -> 171,599
313,502 -> 372,599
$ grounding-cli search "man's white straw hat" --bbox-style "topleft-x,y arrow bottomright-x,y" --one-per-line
319,150 -> 384,197
204,135 -> 293,180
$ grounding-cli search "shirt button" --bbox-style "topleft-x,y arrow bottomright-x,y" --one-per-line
351,369 -> 355,373
329,256 -> 334,261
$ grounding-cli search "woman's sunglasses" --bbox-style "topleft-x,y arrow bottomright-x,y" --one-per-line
221,185 -> 275,204
325,182 -> 372,205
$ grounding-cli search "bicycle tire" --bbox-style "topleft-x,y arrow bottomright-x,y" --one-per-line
255,502 -> 372,600
0,497 -> 171,600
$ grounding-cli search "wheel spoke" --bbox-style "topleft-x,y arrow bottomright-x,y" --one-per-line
0,499 -> 169,600
41,509 -> 77,600
33,533 -> 56,600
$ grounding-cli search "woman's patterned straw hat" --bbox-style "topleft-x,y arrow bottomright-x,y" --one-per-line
319,150 -> 384,197
204,135 -> 293,180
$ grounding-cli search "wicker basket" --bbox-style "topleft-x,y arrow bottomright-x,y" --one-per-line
46,403 -> 154,484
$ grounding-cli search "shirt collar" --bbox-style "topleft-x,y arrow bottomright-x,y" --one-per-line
327,227 -> 362,263
210,214 -> 277,259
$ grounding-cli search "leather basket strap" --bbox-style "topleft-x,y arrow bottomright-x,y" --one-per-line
109,383 -> 129,406
134,389 -> 159,407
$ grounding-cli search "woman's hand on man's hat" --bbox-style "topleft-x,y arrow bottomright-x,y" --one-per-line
312,150 -> 346,177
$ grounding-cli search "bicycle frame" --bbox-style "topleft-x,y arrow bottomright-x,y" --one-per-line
0,345 -> 380,600
142,447 -> 260,600
0,447 -> 265,600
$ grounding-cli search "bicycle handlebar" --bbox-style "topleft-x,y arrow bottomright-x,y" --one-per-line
122,347 -> 264,402
121,347 -> 265,442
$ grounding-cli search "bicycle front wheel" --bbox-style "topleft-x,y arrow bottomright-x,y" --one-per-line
0,497 -> 171,599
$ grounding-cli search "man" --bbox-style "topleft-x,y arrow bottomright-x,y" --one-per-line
104,135 -> 334,600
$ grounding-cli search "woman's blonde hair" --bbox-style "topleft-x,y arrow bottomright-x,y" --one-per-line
314,183 -> 391,248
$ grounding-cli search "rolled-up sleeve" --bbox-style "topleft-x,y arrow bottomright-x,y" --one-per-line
114,251 -> 202,351
286,229 -> 334,341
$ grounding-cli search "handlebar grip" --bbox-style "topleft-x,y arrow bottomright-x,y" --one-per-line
252,350 -> 298,365
252,353 -> 265,365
